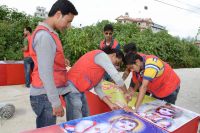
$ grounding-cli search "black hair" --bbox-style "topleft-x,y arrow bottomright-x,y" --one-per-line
123,42 -> 137,54
124,52 -> 143,65
104,24 -> 114,32
102,47 -> 125,63
25,27 -> 32,33
48,0 -> 78,17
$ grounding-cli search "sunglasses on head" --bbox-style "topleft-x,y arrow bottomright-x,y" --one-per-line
105,32 -> 113,35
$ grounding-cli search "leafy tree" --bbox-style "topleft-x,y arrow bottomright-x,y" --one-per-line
0,5 -> 41,60
0,5 -> 200,67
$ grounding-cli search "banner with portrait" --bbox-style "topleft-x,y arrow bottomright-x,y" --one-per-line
60,110 -> 167,133
136,100 -> 199,132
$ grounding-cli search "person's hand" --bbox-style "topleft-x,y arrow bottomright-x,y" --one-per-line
21,48 -> 25,51
108,103 -> 121,110
53,105 -> 64,117
128,87 -> 135,96
123,106 -> 136,113
65,58 -> 70,67
125,87 -> 136,102
124,93 -> 132,103
116,85 -> 127,94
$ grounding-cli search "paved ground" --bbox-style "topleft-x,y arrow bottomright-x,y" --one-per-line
0,68 -> 200,133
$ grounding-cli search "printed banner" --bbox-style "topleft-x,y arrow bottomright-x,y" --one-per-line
60,110 -> 167,133
136,100 -> 200,132
100,80 -> 200,132
101,80 -> 155,108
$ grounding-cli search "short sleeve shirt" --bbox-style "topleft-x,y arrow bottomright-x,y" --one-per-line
143,57 -> 164,81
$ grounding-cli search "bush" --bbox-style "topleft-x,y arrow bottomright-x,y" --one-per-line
0,5 -> 200,68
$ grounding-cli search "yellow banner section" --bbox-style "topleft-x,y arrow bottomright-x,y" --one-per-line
101,80 -> 155,108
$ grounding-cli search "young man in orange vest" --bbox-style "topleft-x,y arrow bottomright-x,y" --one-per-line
100,24 -> 120,82
99,24 -> 120,50
29,0 -> 78,128
21,27 -> 34,88
65,48 -> 130,121
122,42 -> 141,96
124,53 -> 180,112
122,42 -> 156,98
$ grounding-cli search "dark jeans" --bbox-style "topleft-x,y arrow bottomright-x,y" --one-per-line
153,86 -> 180,104
30,94 -> 56,128
24,57 -> 34,87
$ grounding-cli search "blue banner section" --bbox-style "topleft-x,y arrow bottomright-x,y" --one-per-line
60,110 -> 167,133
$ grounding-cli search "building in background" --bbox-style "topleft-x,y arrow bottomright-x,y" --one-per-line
116,13 -> 165,33
34,6 -> 48,19
195,27 -> 200,47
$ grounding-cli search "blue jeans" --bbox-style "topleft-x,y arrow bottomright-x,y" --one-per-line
24,57 -> 34,87
30,94 -> 56,128
64,92 -> 89,121
153,86 -> 180,104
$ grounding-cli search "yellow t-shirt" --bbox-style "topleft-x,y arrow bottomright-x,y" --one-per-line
143,57 -> 164,81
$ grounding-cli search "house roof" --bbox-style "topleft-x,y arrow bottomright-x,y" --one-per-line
115,15 -> 153,24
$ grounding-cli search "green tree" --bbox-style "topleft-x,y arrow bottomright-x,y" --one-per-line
0,5 -> 200,67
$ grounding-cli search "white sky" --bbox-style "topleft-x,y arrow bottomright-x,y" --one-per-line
1,0 -> 200,38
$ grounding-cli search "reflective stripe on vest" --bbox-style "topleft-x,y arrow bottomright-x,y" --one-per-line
67,50 -> 105,92
99,39 -> 118,49
23,34 -> 31,57
29,25 -> 67,88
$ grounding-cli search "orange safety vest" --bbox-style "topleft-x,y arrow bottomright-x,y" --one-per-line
99,39 -> 118,49
133,55 -> 180,98
138,52 -> 157,59
67,50 -> 105,92
23,34 -> 31,58
29,25 -> 67,88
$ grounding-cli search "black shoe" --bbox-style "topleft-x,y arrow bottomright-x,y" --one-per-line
26,85 -> 30,88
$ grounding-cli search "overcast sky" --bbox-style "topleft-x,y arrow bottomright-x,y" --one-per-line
1,0 -> 200,38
